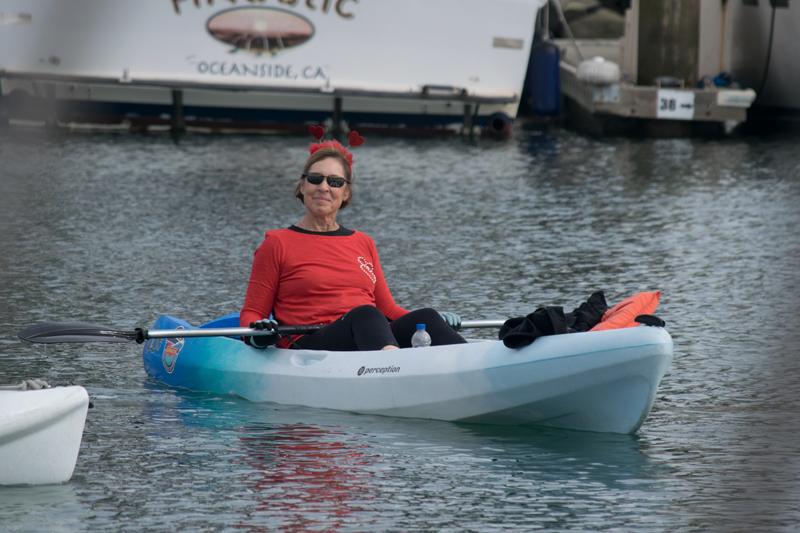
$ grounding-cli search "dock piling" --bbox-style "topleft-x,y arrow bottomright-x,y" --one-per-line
171,89 -> 185,135
637,0 -> 700,87
332,96 -> 343,138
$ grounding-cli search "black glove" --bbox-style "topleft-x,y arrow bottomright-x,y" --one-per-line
250,318 -> 278,332
246,319 -> 279,349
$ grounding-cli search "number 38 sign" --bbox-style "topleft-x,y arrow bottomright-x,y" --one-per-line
656,89 -> 695,120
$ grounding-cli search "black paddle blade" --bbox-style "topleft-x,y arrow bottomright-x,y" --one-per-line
18,322 -> 140,344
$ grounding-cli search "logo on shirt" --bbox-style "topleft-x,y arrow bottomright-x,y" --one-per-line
357,256 -> 376,284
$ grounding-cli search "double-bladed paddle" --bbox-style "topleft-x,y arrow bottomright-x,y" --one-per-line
18,320 -> 505,344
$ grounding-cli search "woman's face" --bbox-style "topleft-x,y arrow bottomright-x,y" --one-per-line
300,156 -> 351,219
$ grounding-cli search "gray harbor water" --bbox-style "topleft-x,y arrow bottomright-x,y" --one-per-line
1,125 -> 799,531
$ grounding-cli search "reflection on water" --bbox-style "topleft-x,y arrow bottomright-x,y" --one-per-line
125,390 -> 678,531
236,423 -> 374,531
0,127 -> 798,530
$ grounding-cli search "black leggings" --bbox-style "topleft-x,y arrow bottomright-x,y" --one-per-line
292,305 -> 467,351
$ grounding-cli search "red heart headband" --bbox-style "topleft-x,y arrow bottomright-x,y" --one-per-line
307,124 -> 364,171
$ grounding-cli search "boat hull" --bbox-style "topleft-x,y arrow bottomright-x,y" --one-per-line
0,386 -> 89,485
0,0 -> 546,134
143,315 -> 672,434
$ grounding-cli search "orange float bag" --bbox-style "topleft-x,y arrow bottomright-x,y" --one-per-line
589,291 -> 661,332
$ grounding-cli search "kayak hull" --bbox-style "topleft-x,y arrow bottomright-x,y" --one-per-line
0,386 -> 89,485
142,315 -> 673,434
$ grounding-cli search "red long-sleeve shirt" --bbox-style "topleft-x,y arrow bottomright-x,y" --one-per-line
240,226 -> 409,345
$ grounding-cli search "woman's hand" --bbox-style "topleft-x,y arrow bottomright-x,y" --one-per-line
246,319 -> 279,348
439,311 -> 462,330
250,318 -> 278,332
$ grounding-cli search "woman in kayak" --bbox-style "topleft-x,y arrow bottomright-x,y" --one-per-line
240,133 -> 466,351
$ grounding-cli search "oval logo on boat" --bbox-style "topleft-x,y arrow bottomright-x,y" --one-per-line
206,7 -> 315,56
162,328 -> 185,374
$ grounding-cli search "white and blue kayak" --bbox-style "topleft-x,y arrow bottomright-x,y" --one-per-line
142,314 -> 673,434
0,385 -> 89,485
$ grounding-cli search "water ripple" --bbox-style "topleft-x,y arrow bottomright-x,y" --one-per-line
1,127 -> 799,531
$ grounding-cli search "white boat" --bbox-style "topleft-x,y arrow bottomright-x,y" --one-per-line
142,313 -> 673,434
0,386 -> 89,485
0,0 -> 546,136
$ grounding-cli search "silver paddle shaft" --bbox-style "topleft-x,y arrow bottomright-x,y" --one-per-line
144,320 -> 506,339
460,319 -> 505,329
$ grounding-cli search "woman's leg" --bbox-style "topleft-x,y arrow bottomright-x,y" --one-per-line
293,305 -> 398,351
390,308 -> 467,348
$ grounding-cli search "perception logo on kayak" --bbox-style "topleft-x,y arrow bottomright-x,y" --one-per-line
162,329 -> 186,374
357,365 -> 400,376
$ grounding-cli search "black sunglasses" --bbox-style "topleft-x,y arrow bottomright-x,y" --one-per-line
302,173 -> 350,188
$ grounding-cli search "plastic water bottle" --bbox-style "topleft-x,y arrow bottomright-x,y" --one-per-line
410,323 -> 431,348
